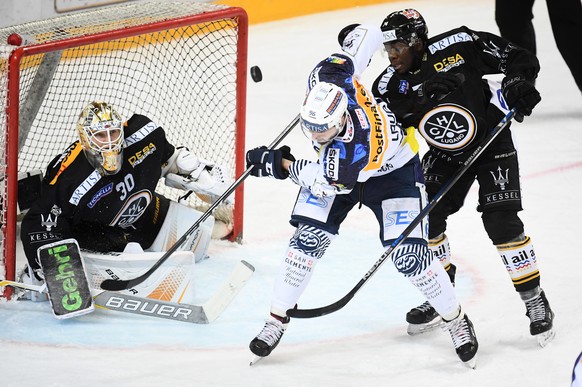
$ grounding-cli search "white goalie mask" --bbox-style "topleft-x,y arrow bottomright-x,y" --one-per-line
77,101 -> 124,175
300,82 -> 348,145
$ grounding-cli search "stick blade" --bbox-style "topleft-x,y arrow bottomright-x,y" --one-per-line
287,296 -> 351,318
100,278 -> 132,291
203,260 -> 255,322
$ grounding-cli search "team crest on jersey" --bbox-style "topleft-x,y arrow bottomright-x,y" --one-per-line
418,104 -> 476,151
109,190 -> 152,229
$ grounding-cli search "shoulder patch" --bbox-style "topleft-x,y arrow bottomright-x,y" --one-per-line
398,80 -> 410,94
69,170 -> 102,206
428,32 -> 473,54
49,142 -> 84,185
326,55 -> 347,65
124,121 -> 159,147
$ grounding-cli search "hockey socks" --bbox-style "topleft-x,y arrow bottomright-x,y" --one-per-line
496,235 -> 540,291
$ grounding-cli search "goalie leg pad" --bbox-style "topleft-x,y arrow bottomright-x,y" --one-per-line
84,248 -> 197,304
148,201 -> 214,263
37,239 -> 94,319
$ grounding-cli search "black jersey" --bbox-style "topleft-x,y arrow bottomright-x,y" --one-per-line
21,114 -> 175,266
372,26 -> 539,157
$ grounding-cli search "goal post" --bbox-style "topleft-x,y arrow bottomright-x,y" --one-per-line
0,2 -> 248,297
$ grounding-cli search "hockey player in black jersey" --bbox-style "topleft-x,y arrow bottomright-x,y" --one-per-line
19,101 -> 233,303
372,9 -> 554,346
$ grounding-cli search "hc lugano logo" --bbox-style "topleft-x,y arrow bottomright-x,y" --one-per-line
490,166 -> 509,190
419,104 -> 476,151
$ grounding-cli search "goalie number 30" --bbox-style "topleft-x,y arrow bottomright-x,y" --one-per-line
116,174 -> 135,200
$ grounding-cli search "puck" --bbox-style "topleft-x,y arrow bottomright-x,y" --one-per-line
250,66 -> 262,83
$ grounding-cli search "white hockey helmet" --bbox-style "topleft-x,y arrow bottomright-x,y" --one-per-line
77,101 -> 124,175
300,82 -> 348,145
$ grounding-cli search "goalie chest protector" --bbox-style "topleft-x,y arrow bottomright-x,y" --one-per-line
37,239 -> 94,319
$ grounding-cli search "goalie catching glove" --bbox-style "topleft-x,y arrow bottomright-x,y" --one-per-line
163,147 -> 234,204
245,145 -> 295,179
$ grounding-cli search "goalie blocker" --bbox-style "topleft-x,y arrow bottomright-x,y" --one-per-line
37,239 -> 94,319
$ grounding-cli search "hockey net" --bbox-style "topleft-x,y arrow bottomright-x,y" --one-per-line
0,2 -> 248,297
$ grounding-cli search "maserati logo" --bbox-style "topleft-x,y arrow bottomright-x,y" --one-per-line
419,104 -> 476,151
41,205 -> 62,231
490,166 -> 509,190
422,155 -> 436,173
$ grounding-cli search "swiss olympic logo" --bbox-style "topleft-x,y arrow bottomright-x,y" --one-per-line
419,104 -> 476,151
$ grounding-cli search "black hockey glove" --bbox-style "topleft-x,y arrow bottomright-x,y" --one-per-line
337,23 -> 361,47
245,145 -> 295,179
502,74 -> 541,123
419,72 -> 463,101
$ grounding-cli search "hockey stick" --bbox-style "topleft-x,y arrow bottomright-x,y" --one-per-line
94,260 -> 255,323
101,114 -> 301,291
287,108 -> 516,319
1,260 -> 254,324
0,279 -> 46,293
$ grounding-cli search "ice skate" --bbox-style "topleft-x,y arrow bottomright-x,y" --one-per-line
406,264 -> 456,335
405,301 -> 443,335
524,289 -> 555,347
16,265 -> 48,302
442,310 -> 478,369
249,313 -> 289,364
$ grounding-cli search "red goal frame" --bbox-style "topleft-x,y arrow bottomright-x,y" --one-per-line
2,6 -> 248,297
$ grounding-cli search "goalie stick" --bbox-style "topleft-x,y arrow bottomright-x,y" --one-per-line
287,109 -> 517,319
100,114 -> 301,292
1,260 -> 254,324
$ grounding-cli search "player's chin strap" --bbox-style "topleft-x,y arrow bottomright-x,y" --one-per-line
100,114 -> 301,292
287,108 -> 517,319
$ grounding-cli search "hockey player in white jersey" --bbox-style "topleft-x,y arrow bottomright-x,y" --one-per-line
245,24 -> 478,367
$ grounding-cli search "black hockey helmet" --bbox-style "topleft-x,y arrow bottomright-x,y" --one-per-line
380,9 -> 428,46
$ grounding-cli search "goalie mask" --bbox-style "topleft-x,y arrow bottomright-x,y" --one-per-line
77,101 -> 124,175
300,82 -> 348,145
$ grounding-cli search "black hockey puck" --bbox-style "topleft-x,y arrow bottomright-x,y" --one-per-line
250,66 -> 262,82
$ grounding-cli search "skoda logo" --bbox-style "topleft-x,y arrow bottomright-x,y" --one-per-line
419,104 -> 476,151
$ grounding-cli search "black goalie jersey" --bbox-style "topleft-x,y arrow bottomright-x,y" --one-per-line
372,26 -> 540,158
21,114 -> 175,270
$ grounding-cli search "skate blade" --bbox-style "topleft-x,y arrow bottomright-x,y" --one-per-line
406,319 -> 444,335
249,355 -> 264,366
536,328 -> 556,348
463,357 -> 477,370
